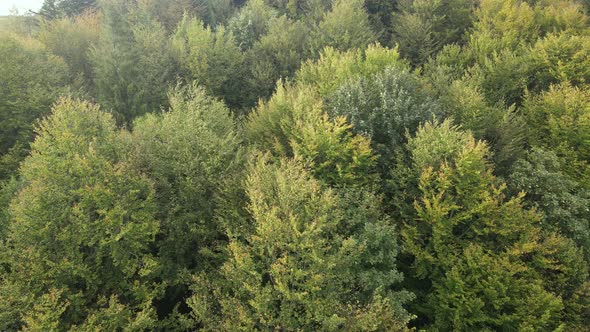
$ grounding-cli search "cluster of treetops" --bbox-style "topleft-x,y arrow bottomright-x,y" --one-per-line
1,0 -> 590,330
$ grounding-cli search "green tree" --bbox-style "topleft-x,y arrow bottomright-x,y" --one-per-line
404,120 -> 588,330
91,0 -> 177,124
295,44 -> 405,97
365,0 -> 397,44
38,12 -> 101,93
293,45 -> 424,216
263,0 -> 331,19
194,0 -> 237,27
509,147 -> 590,259
245,15 -> 311,105
39,0 -> 97,19
529,32 -> 590,94
458,0 -> 589,106
247,83 -> 376,187
423,62 -> 527,174
327,66 -> 440,171
392,0 -> 475,66
0,34 -> 69,181
129,83 -> 243,322
523,83 -> 590,186
228,0 -> 277,51
137,0 -> 197,32
193,155 -> 412,330
0,98 -> 160,330
392,0 -> 439,66
310,0 -> 376,53
172,16 -> 245,109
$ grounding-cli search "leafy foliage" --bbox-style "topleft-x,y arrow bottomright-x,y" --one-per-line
2,0 -> 590,329
311,0 -> 376,53
173,16 -> 245,109
523,83 -> 590,186
248,83 -> 376,187
38,12 -> 100,92
0,98 -> 160,330
129,83 -> 243,321
509,148 -> 590,259
91,0 -> 177,123
0,34 -> 69,180
404,120 -> 588,330
39,0 -> 97,19
228,0 -> 277,51
202,155 -> 411,330
327,66 -> 440,169
392,0 -> 475,66
245,15 -> 311,104
296,44 -> 405,97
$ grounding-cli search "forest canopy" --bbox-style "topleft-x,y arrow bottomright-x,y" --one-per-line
0,0 -> 589,330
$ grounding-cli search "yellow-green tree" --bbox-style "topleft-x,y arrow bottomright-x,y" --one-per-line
0,34 -> 69,180
0,98 -> 160,330
196,155 -> 412,330
404,120 -> 588,330
172,16 -> 245,108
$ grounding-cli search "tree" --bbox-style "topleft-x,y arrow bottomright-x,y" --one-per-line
391,0 -> 475,66
403,120 -> 588,330
247,83 -> 377,187
293,45 -> 426,216
136,0 -> 197,32
310,0 -> 376,54
523,83 -> 590,187
172,16 -> 245,109
529,32 -> 590,94
39,0 -> 97,19
509,147 -> 590,260
295,44 -> 405,97
194,0 -> 237,27
245,15 -> 311,105
466,0 -> 587,59
38,11 -> 101,94
193,155 -> 412,330
263,0 -> 331,19
0,98 -> 160,330
228,0 -> 277,51
0,34 -> 69,181
365,0 -> 397,44
91,0 -> 177,124
458,0 -> 589,106
392,0 -> 440,66
327,66 -> 440,172
129,83 -> 243,322
423,62 -> 527,174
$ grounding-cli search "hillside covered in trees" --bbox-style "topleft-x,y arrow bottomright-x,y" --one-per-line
1,0 -> 589,330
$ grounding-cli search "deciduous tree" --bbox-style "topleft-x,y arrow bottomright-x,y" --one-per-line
0,98 -> 160,330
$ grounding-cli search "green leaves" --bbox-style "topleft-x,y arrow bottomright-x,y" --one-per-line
215,155 -> 411,330
0,35 -> 69,180
2,0 -> 590,330
404,120 -> 588,330
173,16 -> 245,108
247,83 -> 377,187
1,98 -> 160,330
130,82 -> 242,284
328,66 -> 440,169
91,0 -> 177,123
311,0 -> 376,53
392,0 -> 474,66
39,0 -> 97,20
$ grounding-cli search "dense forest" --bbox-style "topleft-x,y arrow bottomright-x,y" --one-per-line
0,0 -> 589,330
